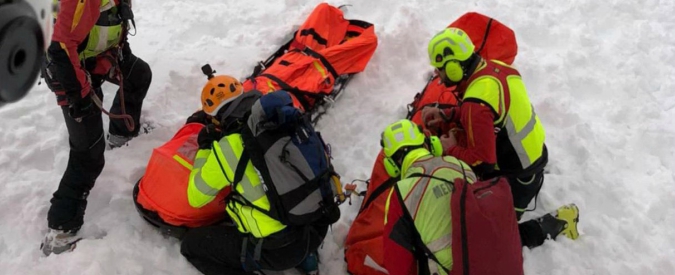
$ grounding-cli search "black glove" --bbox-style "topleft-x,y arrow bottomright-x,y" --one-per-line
67,93 -> 95,122
198,124 -> 224,149
185,110 -> 209,125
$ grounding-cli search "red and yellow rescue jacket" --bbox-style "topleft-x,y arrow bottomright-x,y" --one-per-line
48,0 -> 128,105
445,59 -> 547,179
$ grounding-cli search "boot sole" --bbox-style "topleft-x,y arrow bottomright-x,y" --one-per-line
564,205 -> 580,240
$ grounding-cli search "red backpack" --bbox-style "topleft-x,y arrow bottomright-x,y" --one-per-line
344,12 -> 519,275
448,177 -> 523,275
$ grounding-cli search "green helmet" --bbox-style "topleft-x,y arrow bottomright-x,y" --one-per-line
381,119 -> 426,158
428,27 -> 475,68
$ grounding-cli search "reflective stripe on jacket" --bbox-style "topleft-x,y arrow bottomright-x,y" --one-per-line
187,133 -> 286,238
53,0 -> 124,60
449,59 -> 547,178
384,154 -> 476,275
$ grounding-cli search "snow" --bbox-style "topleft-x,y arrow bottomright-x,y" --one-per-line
1,0 -> 674,274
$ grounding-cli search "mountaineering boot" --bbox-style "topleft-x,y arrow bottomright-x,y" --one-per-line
107,122 -> 155,149
297,251 -> 319,275
536,204 -> 580,240
40,229 -> 82,256
107,134 -> 132,149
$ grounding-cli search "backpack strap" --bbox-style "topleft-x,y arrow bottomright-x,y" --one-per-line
407,173 -> 455,187
278,135 -> 336,205
393,184 -> 451,275
401,169 -> 473,274
228,150 -> 280,221
232,149 -> 250,189
259,73 -> 317,113
230,150 -> 264,207
358,177 -> 397,214
229,149 -> 252,207
288,40 -> 339,79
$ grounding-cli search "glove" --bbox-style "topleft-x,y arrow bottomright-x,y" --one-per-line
67,92 -> 95,123
198,124 -> 224,149
185,110 -> 209,125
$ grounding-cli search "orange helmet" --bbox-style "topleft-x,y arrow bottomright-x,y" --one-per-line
201,75 -> 244,116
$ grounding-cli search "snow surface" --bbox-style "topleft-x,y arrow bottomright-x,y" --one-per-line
1,0 -> 674,274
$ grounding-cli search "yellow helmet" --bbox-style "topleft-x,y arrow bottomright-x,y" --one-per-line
428,27 -> 475,67
428,28 -> 475,82
201,75 -> 243,116
381,119 -> 426,158
380,119 -> 443,177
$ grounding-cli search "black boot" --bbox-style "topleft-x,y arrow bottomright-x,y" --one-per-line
536,204 -> 580,240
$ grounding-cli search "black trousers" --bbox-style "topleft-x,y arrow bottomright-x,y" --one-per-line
519,220 -> 546,249
104,53 -> 152,137
44,52 -> 152,231
508,170 -> 547,248
181,224 -> 328,275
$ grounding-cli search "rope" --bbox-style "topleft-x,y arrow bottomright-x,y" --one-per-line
90,49 -> 135,132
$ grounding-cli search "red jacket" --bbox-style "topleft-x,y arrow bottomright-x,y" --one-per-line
442,100 -> 497,178
442,58 -> 548,179
47,0 -> 122,105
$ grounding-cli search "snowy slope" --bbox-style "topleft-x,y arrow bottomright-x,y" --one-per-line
1,0 -> 674,274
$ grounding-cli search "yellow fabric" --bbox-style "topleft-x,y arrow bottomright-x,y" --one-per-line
504,75 -> 545,164
80,25 -> 123,60
187,149 -> 219,207
59,42 -> 70,57
71,0 -> 87,32
173,154 -> 193,170
385,155 -> 476,274
399,148 -> 432,177
59,0 -> 123,60
384,188 -> 394,225
312,60 -> 327,78
187,133 -> 286,238
461,60 -> 546,169
463,76 -> 505,124
266,80 -> 276,91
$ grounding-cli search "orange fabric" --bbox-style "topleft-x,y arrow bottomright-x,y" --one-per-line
345,151 -> 391,275
344,12 -> 518,275
136,123 -> 230,227
242,3 -> 378,110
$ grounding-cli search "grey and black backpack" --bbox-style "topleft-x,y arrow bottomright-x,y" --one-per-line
232,90 -> 342,226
